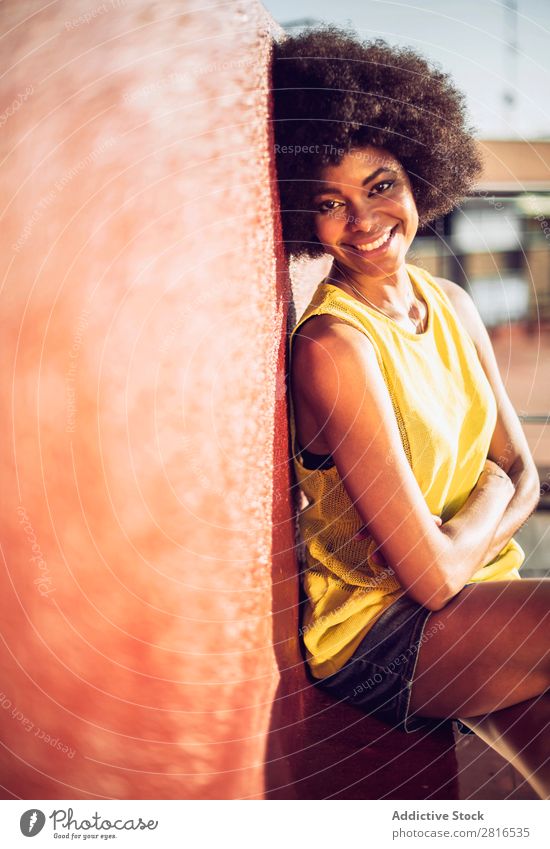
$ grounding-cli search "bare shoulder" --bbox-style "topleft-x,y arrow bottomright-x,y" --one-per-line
292,311 -> 350,343
292,311 -> 362,344
433,276 -> 471,311
433,275 -> 485,348
291,312 -> 376,385
290,312 -> 383,454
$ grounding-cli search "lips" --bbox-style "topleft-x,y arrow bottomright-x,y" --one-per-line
344,224 -> 398,257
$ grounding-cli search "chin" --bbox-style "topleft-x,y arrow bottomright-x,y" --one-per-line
340,251 -> 405,276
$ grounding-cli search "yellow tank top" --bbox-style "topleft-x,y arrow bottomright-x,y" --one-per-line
289,263 -> 525,679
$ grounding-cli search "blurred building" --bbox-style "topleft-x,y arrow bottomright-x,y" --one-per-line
414,139 -> 550,331
413,139 -> 550,503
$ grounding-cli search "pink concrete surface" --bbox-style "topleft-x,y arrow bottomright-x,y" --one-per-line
0,0 -> 285,800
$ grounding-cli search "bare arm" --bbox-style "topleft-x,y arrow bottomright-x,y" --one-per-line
481,457 -> 539,563
434,278 -> 540,562
438,459 -> 515,594
291,316 -> 515,612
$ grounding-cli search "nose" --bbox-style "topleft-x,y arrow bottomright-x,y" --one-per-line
347,206 -> 385,238
345,196 -> 387,237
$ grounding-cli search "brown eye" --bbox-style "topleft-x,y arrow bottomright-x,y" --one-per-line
317,199 -> 345,213
368,180 -> 394,197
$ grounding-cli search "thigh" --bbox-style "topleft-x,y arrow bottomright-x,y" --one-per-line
408,578 -> 550,719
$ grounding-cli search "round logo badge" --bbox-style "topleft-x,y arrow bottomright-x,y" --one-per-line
20,809 -> 46,837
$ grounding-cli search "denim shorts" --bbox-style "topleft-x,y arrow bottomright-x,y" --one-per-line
313,593 -> 474,736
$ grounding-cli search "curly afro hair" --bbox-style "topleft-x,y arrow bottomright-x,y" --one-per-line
272,24 -> 483,260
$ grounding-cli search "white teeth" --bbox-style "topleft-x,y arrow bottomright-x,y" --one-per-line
352,228 -> 393,252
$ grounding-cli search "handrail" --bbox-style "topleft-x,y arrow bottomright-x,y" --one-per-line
518,415 -> 550,424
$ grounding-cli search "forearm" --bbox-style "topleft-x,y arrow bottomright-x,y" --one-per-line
438,468 -> 515,600
479,457 -> 540,565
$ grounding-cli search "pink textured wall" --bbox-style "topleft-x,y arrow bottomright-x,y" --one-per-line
0,0 -> 459,801
0,0 -> 288,800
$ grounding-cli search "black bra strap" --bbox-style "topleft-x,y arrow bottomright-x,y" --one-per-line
298,443 -> 335,470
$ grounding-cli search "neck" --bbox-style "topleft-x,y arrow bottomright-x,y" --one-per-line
329,261 -> 414,315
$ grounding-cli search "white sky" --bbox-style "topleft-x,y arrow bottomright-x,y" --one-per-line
263,0 -> 550,139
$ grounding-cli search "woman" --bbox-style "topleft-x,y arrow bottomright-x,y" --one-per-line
273,25 -> 549,798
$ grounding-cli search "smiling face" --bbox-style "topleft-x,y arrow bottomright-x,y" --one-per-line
311,145 -> 419,280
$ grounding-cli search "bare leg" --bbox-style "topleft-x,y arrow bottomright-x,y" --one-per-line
459,692 -> 550,800
406,578 -> 550,799
409,579 -> 550,717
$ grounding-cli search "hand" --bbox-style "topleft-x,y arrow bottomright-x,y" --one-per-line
479,458 -> 515,493
481,458 -> 507,477
352,514 -> 443,567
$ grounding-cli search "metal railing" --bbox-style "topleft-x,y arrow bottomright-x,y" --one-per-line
519,414 -> 550,510
518,415 -> 550,424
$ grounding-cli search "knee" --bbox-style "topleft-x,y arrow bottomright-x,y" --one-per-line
515,581 -> 550,633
